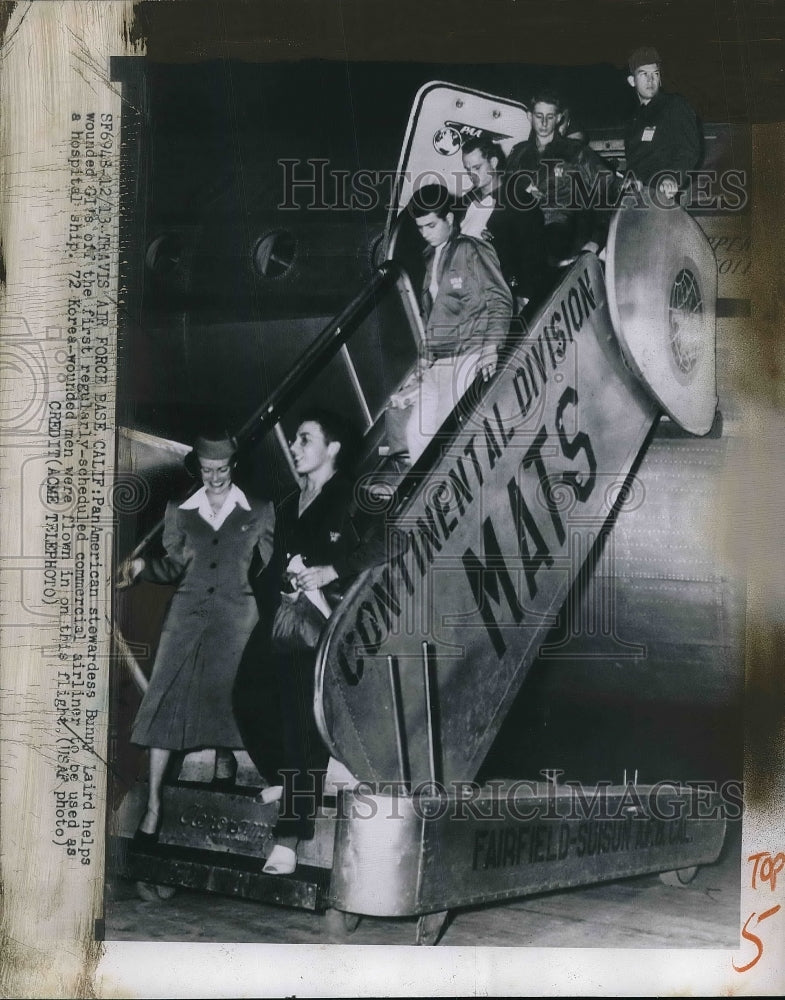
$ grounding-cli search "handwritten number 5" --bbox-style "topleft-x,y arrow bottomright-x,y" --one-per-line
732,904 -> 782,973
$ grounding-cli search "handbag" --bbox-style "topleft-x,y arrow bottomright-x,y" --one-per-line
271,590 -> 328,653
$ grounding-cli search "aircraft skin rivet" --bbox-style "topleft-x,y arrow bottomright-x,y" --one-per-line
456,99 -> 464,108
492,110 -> 501,118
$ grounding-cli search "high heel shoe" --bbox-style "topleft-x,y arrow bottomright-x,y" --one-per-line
211,751 -> 238,790
133,809 -> 162,846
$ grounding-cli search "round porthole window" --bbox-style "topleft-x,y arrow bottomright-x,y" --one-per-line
144,232 -> 192,293
145,233 -> 184,278
251,230 -> 297,279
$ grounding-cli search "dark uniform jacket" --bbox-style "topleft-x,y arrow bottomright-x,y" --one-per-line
271,472 -> 387,609
623,90 -> 702,188
460,185 -> 547,302
506,134 -> 617,255
133,491 -> 274,750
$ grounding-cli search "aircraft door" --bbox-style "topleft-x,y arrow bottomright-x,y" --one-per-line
385,82 -> 531,270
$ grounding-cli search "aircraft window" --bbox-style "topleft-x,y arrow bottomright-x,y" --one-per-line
251,230 -> 297,279
145,233 -> 184,279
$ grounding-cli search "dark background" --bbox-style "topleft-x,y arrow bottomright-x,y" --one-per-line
127,0 -> 784,126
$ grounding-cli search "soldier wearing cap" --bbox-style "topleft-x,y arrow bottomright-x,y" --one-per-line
623,46 -> 703,201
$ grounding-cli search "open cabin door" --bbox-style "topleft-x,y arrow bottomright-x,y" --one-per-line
387,81 -> 530,221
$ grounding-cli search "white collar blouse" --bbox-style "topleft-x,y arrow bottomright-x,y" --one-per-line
179,484 -> 251,531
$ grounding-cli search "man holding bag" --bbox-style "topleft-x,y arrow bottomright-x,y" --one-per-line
235,408 -> 386,876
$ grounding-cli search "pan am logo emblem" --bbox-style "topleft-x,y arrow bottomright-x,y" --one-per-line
433,126 -> 462,156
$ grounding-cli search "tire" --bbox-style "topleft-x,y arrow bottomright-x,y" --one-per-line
135,880 -> 177,901
658,865 -> 699,887
415,910 -> 449,946
325,908 -> 362,936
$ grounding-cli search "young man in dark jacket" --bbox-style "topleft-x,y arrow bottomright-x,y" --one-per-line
459,134 -> 547,306
506,87 -> 617,267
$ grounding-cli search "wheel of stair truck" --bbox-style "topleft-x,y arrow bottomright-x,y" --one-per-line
325,908 -> 362,936
658,866 -> 700,887
605,203 -> 718,435
415,910 -> 450,946
135,880 -> 177,902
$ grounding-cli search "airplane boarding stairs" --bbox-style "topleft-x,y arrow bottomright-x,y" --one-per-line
114,209 -> 728,939
317,251 -> 659,789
